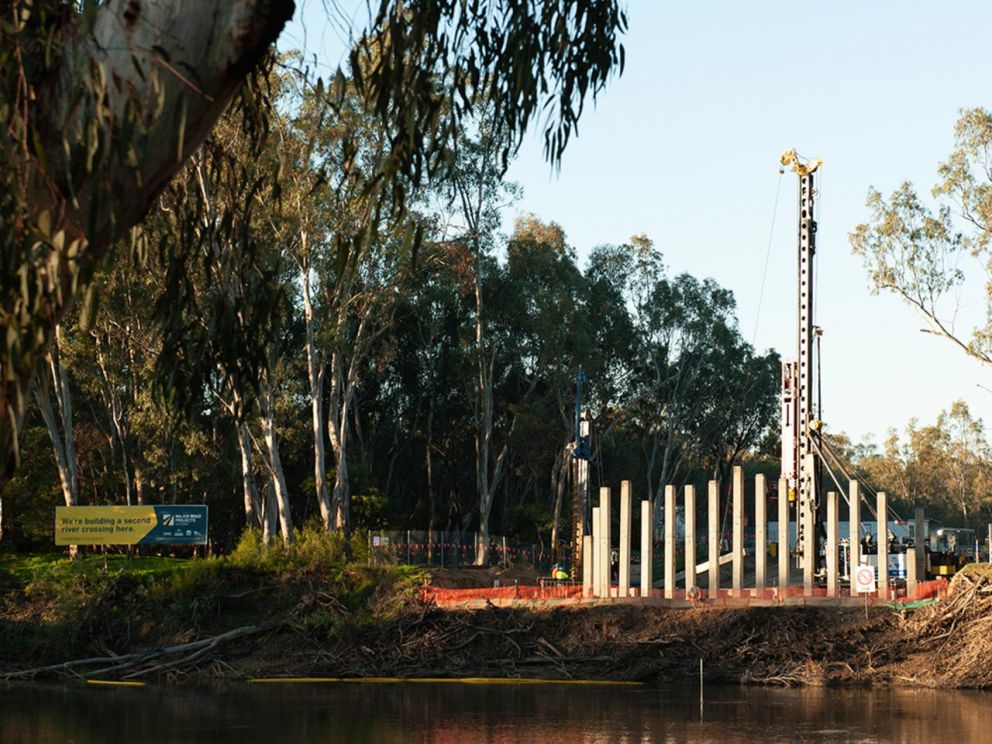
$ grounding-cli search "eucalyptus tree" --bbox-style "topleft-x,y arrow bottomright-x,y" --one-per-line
695,340 -> 780,494
586,239 -> 772,505
0,0 -> 627,542
149,109 -> 296,544
262,74 -> 338,530
307,110 -> 416,536
0,0 -> 294,487
436,121 -> 522,564
261,69 -> 358,533
74,253 -> 176,508
364,239 -> 476,538
502,217 -> 611,556
32,324 -> 78,512
588,241 -> 696,496
583,236 -> 659,422
938,401 -> 992,526
639,275 -> 743,502
34,255 -> 165,514
857,402 -> 992,525
851,108 -> 992,369
268,66 -> 424,534
323,237 -> 411,534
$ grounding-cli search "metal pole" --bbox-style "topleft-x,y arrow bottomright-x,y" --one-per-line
781,151 -> 823,596
826,490 -> 838,598
699,658 -> 704,719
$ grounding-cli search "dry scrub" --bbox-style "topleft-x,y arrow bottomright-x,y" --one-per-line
6,562 -> 992,688
884,565 -> 992,688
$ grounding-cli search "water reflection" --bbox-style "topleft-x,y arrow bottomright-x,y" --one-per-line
1,680 -> 990,743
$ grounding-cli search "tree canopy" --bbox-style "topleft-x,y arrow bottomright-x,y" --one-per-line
2,71 -> 781,554
0,0 -> 628,492
851,107 -> 992,368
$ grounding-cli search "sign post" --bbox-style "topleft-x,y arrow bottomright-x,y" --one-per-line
854,565 -> 876,594
55,505 -> 208,546
854,564 -> 876,620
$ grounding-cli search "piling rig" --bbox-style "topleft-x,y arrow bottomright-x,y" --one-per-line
780,149 -> 825,591
571,370 -> 592,574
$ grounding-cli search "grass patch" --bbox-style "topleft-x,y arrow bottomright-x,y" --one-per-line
0,526 -> 427,669
0,553 -> 67,583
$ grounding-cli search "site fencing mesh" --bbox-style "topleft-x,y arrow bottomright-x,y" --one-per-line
368,530 -> 553,572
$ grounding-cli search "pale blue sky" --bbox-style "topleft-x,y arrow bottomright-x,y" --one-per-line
283,1 -> 992,445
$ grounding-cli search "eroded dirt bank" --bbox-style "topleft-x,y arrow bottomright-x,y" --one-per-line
4,564 -> 991,688
233,590 -> 987,688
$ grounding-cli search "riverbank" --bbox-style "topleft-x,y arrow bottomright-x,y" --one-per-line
3,540 -> 991,689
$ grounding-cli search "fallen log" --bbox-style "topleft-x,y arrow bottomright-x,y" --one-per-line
2,624 -> 274,682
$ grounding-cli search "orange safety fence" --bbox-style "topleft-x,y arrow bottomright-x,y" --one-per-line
421,577 -> 950,607
420,582 -> 583,605
894,578 -> 948,603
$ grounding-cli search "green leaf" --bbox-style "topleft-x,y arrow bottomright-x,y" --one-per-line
175,94 -> 188,162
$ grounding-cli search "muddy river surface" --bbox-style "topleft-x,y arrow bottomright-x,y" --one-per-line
1,680 -> 989,743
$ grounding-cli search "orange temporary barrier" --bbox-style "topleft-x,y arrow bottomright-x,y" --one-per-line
420,582 -> 583,606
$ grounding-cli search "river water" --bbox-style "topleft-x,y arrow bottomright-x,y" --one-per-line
1,680 -> 989,743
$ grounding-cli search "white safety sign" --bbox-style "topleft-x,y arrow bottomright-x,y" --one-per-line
854,565 -> 876,594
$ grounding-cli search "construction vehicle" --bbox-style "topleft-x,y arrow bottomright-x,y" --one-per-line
927,527 -> 977,579
779,148 -> 825,591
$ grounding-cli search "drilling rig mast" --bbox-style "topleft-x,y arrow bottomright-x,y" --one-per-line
571,370 -> 591,574
780,148 -> 823,592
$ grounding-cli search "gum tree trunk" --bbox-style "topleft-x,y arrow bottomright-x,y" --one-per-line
0,0 -> 294,494
237,421 -> 262,529
300,250 -> 333,529
260,372 -> 294,545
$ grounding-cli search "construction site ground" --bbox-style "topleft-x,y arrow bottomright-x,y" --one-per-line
188,563 -> 988,690
303,563 -> 992,689
421,558 -> 945,609
186,563 -> 992,688
5,561 -> 992,689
